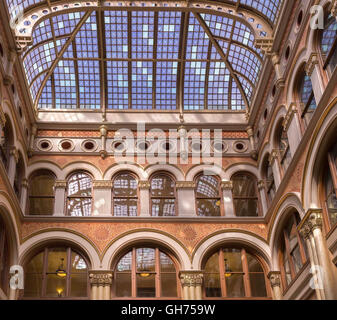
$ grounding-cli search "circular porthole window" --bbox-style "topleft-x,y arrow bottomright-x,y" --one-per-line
37,139 -> 53,151
58,139 -> 74,152
112,140 -> 126,152
233,141 -> 248,153
212,140 -> 228,153
161,140 -> 175,152
136,140 -> 150,152
81,140 -> 97,152
190,141 -> 204,153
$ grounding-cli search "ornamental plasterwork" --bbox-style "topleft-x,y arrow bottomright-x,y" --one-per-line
54,180 -> 67,189
221,181 -> 233,190
93,180 -> 113,189
305,53 -> 319,77
299,209 -> 323,239
89,273 -> 113,286
175,181 -> 196,189
179,272 -> 203,287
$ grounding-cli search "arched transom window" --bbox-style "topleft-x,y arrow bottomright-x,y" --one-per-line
23,246 -> 89,299
204,248 -> 269,299
67,172 -> 93,216
114,247 -> 179,298
112,173 -> 138,216
195,175 -> 222,216
320,13 -> 337,72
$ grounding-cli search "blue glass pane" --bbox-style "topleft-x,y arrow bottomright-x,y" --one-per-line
186,14 -> 209,60
107,61 -> 129,110
63,41 -> 74,58
237,75 -> 253,102
54,60 -> 77,109
38,75 -> 53,109
321,15 -> 337,55
6,0 -> 43,19
78,60 -> 100,109
105,11 -> 128,59
239,0 -> 281,22
75,12 -> 99,58
156,61 -> 178,110
30,18 -> 52,46
201,13 -> 233,39
131,61 -> 153,110
232,20 -> 255,47
53,12 -> 85,37
131,11 -> 155,59
301,75 -> 316,110
208,62 -> 230,110
157,11 -> 181,59
231,78 -> 245,110
30,72 -> 46,102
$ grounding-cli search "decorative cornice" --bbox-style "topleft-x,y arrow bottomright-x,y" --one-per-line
221,181 -> 233,190
179,272 -> 203,287
89,272 -> 113,286
254,38 -> 274,55
305,53 -> 319,77
138,181 -> 151,189
93,180 -> 113,189
176,181 -> 196,189
299,209 -> 323,239
54,180 -> 67,189
283,103 -> 298,131
267,271 -> 281,288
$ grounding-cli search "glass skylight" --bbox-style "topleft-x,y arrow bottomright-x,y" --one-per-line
17,6 -> 275,111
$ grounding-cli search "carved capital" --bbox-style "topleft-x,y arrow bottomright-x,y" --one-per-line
283,103 -> 298,131
179,272 -> 203,287
89,272 -> 113,286
221,180 -> 233,191
138,181 -> 151,189
10,147 -> 19,163
331,0 -> 337,17
305,53 -> 319,77
267,271 -> 281,288
257,180 -> 265,190
21,178 -> 28,189
254,38 -> 274,55
268,149 -> 278,165
93,180 -> 113,189
176,181 -> 196,189
299,209 -> 323,238
54,180 -> 67,189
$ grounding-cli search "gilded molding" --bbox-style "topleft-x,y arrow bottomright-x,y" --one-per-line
299,209 -> 323,239
254,38 -> 274,54
89,272 -> 113,286
176,181 -> 196,189
179,272 -> 203,287
305,53 -> 319,77
221,180 -> 233,190
138,181 -> 151,189
283,103 -> 298,131
267,271 -> 281,288
93,180 -> 113,189
54,180 -> 67,188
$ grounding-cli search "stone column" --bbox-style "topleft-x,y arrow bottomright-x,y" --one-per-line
271,53 -> 285,88
246,126 -> 257,160
305,53 -> 323,103
92,181 -> 112,216
8,147 -> 18,186
176,182 -> 196,217
4,50 -> 16,86
179,272 -> 203,300
20,178 -> 28,213
89,272 -> 113,300
221,181 -> 235,217
99,125 -> 108,159
178,125 -> 188,163
53,180 -> 67,216
269,149 -> 281,189
267,271 -> 282,300
283,104 -> 302,156
139,181 -> 151,217
28,125 -> 37,157
299,209 -> 337,300
257,180 -> 268,216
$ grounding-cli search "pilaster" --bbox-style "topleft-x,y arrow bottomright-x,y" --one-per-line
89,271 -> 113,300
92,180 -> 113,216
267,271 -> 282,300
53,180 -> 67,216
176,181 -> 196,217
139,181 -> 151,217
179,272 -> 203,300
221,181 -> 235,217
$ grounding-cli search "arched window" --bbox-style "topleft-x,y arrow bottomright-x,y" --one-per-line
14,153 -> 25,199
232,173 -> 260,217
113,247 -> 179,298
0,116 -> 14,171
279,212 -> 307,289
23,246 -> 89,299
323,142 -> 337,228
320,13 -> 337,73
298,70 -> 317,128
263,155 -> 276,204
112,173 -> 138,216
275,120 -> 291,172
66,172 -> 92,216
195,175 -> 222,216
0,217 -> 9,295
150,173 -> 176,216
28,170 -> 56,215
204,247 -> 269,299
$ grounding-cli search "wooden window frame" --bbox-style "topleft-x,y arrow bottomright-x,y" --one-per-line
112,246 -> 181,299
232,172 -> 262,217
66,171 -> 93,217
150,172 -> 177,217
279,213 -> 307,290
203,248 -> 271,300
112,172 -> 140,217
195,174 -> 223,217
22,246 -> 90,300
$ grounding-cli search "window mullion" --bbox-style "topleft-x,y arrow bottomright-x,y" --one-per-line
242,249 -> 251,298
218,250 -> 227,298
41,248 -> 49,297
